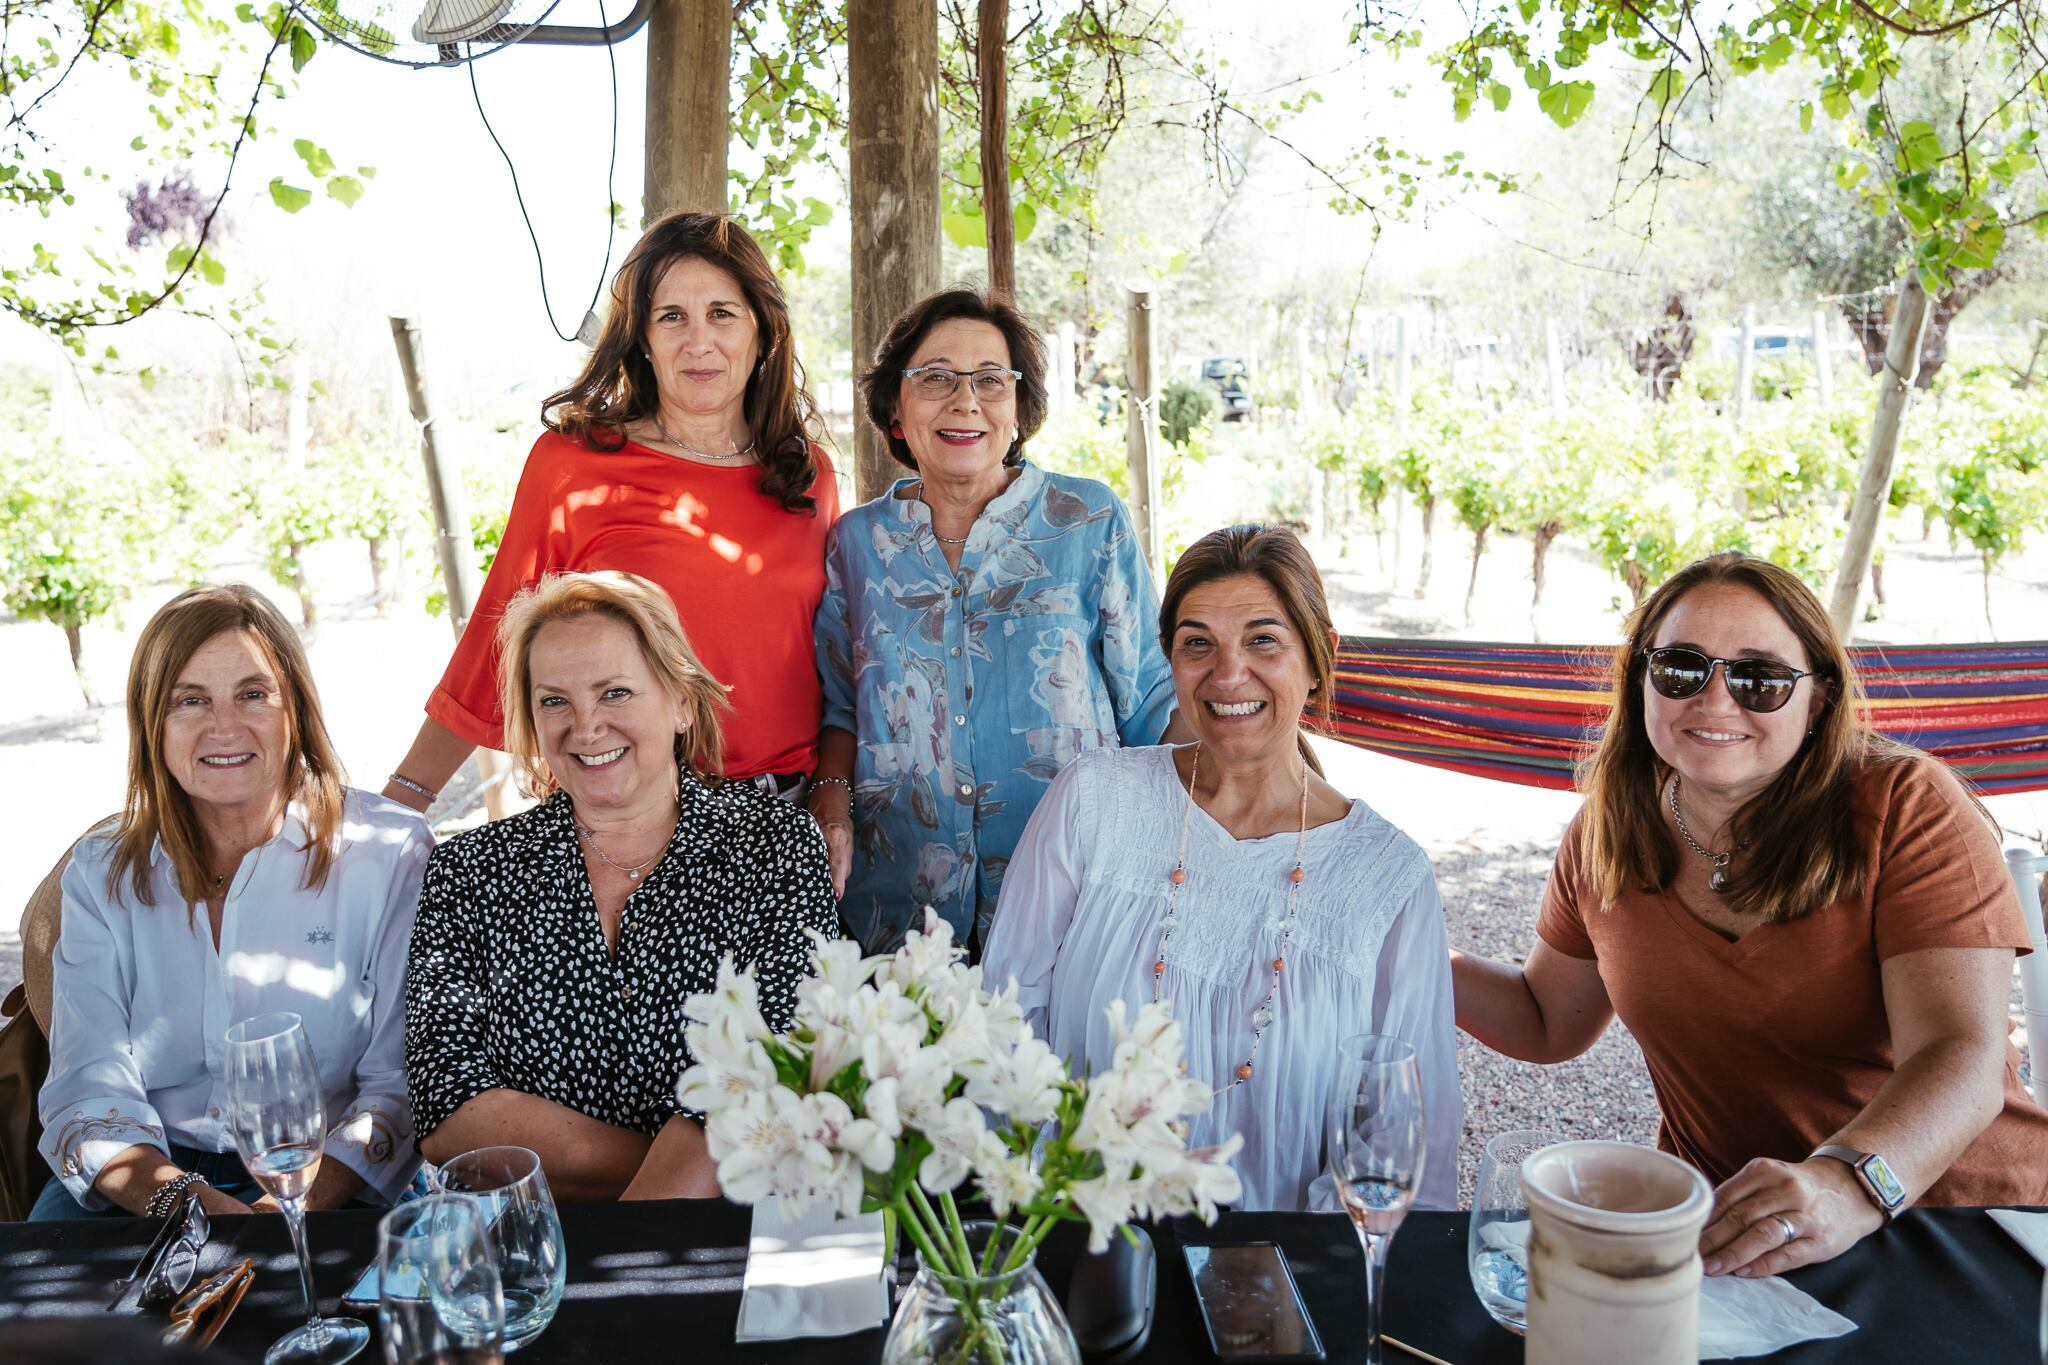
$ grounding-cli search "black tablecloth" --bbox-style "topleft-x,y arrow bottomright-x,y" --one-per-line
2,1203 -> 2042,1362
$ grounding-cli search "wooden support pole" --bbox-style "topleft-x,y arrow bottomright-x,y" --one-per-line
1812,306 -> 1834,406
850,0 -> 941,502
643,0 -> 730,222
1050,322 -> 1075,419
977,0 -> 1015,299
389,316 -> 479,637
1829,277 -> 1931,636
1734,302 -> 1757,426
1125,281 -> 1163,576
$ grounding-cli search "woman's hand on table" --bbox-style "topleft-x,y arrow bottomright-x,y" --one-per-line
806,784 -> 854,899
1700,1155 -> 1885,1278
196,1187 -> 257,1217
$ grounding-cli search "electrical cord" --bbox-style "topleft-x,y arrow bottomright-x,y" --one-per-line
466,0 -> 620,343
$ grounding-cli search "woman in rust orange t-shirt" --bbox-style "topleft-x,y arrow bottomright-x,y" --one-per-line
1453,552 -> 2048,1281
384,212 -> 839,808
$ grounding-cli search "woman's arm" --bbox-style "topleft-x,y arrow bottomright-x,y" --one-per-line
87,1144 -> 255,1217
807,726 -> 857,899
1451,939 -> 1615,1064
382,719 -> 475,812
619,1116 -> 721,1201
422,1090 -> 653,1203
1700,944 -> 2017,1278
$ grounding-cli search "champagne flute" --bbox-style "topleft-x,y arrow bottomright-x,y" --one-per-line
224,1012 -> 369,1365
378,1194 -> 506,1365
1328,1033 -> 1425,1365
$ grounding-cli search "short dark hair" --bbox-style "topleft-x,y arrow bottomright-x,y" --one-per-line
858,287 -> 1049,472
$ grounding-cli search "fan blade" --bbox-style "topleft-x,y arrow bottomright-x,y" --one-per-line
413,0 -> 517,42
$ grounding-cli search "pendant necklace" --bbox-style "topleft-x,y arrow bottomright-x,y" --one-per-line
916,481 -> 972,545
651,412 -> 754,464
1153,742 -> 1309,1094
1668,776 -> 1741,893
575,822 -> 664,882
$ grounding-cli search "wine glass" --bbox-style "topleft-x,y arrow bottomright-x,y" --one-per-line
378,1194 -> 506,1365
223,1011 -> 369,1365
1467,1128 -> 1567,1334
1328,1034 -> 1425,1365
432,1146 -> 564,1351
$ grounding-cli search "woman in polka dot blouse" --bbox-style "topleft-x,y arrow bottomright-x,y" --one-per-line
403,571 -> 836,1201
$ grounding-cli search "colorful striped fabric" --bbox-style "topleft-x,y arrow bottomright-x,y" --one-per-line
1330,638 -> 2048,794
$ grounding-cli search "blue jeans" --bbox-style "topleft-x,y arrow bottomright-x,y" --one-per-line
29,1142 -> 262,1221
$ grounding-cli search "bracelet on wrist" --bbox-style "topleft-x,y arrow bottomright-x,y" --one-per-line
809,776 -> 853,801
145,1171 -> 211,1219
388,772 -> 438,802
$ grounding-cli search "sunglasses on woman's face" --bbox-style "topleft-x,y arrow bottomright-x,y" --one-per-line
1641,646 -> 1815,714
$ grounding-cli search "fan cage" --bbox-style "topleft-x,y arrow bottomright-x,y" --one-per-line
291,0 -> 566,68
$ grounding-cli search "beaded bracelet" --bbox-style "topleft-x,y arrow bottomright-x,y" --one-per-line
144,1171 -> 211,1219
809,776 -> 853,799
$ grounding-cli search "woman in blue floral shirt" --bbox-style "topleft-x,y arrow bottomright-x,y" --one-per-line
809,288 -> 1178,955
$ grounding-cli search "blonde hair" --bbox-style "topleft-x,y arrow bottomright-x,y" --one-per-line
110,584 -> 346,918
496,571 -> 731,797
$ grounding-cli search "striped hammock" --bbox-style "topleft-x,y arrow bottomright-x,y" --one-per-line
1330,638 -> 2048,795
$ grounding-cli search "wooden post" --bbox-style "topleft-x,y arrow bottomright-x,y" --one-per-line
1295,327 -> 1316,418
1394,314 -> 1412,415
850,0 -> 941,502
643,0 -> 730,221
1828,277 -> 1931,635
977,0 -> 1015,298
1544,318 -> 1566,414
1734,302 -> 1757,426
1811,306 -> 1834,406
1125,281 -> 1164,575
389,317 -> 479,636
1050,322 -> 1075,419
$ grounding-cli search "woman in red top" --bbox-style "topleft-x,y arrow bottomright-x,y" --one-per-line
384,213 -> 840,810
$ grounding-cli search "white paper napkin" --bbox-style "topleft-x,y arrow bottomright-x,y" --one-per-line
733,1201 -> 889,1342
1478,1220 -> 1857,1360
1990,1208 -> 2048,1267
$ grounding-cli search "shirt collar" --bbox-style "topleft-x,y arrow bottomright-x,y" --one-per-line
148,800 -> 315,868
890,460 -> 1043,529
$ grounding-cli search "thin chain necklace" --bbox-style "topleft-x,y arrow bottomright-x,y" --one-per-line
915,481 -> 972,545
651,412 -> 754,464
574,820 -> 671,882
1154,743 -> 1310,1094
1668,776 -> 1741,893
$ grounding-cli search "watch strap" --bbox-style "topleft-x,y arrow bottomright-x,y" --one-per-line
1813,1143 -> 1903,1220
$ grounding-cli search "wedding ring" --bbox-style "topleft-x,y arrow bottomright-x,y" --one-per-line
1773,1214 -> 1798,1245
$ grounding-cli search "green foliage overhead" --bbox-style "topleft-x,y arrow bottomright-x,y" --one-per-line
1388,1 -> 2048,290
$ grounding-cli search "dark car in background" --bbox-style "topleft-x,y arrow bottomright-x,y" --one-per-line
1201,357 -> 1254,421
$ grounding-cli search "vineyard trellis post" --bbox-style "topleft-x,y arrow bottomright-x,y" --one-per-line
1735,303 -> 1757,427
1829,277 -> 1932,636
1125,281 -> 1163,577
1811,307 -> 1834,407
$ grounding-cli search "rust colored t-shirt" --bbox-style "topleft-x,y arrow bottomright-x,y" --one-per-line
426,432 -> 840,779
1536,755 -> 2048,1206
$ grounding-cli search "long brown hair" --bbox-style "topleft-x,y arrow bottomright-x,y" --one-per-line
496,571 -> 732,798
1578,551 -> 1912,923
109,584 -> 346,917
544,211 -> 825,514
1159,524 -> 1337,776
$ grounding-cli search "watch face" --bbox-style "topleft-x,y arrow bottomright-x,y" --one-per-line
1861,1154 -> 1907,1208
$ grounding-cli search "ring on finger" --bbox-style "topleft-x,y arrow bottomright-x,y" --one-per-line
1773,1214 -> 1797,1246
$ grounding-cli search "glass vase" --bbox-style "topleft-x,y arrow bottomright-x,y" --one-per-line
881,1220 -> 1079,1365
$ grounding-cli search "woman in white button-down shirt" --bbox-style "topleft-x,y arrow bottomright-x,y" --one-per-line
33,584 -> 431,1219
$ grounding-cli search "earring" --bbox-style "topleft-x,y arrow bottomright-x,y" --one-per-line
891,423 -> 904,439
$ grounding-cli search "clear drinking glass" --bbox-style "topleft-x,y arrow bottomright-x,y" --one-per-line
1328,1034 -> 1426,1365
223,1012 -> 369,1365
378,1194 -> 506,1365
1466,1128 -> 1568,1334
2038,1265 -> 2046,1365
432,1147 -> 564,1351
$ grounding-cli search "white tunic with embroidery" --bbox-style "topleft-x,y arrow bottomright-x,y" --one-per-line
39,791 -> 430,1207
981,746 -> 1461,1213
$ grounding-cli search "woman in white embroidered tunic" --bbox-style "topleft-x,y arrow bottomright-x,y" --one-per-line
34,585 -> 429,1219
982,525 -> 1461,1212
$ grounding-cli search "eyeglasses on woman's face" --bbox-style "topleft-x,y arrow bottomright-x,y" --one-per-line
1640,646 -> 1815,715
901,366 -> 1022,402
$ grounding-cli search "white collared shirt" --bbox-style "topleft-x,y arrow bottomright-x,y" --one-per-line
39,790 -> 431,1207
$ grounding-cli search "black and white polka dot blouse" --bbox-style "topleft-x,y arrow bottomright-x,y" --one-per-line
403,777 -> 837,1139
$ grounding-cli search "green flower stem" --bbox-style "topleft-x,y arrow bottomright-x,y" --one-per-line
938,1190 -> 977,1271
894,1194 -> 955,1283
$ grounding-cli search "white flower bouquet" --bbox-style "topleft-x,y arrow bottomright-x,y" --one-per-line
679,912 -> 1242,1356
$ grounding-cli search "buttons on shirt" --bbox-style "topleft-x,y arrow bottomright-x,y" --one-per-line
950,587 -> 962,599
949,647 -> 961,657
621,984 -> 635,1002
958,783 -> 974,798
953,714 -> 965,726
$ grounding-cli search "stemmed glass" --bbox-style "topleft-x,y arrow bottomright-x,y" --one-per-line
1328,1034 -> 1425,1365
378,1194 -> 506,1365
224,1012 -> 369,1365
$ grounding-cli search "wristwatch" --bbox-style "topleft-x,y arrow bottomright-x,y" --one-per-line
1813,1143 -> 1907,1222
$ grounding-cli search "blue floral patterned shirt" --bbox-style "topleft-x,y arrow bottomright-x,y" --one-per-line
816,461 -> 1176,953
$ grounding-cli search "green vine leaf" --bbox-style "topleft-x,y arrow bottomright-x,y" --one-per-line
269,178 -> 313,212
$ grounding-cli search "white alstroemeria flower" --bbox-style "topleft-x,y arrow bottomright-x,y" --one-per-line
965,1035 -> 1066,1125
978,977 -> 1029,1054
806,1019 -> 860,1091
862,1075 -> 904,1140
917,1096 -> 989,1193
804,1090 -> 896,1175
706,1088 -> 837,1219
795,932 -> 886,1028
1067,1167 -> 1143,1253
1103,998 -> 1184,1078
972,1131 -> 1043,1219
879,908 -> 964,995
676,1036 -> 777,1116
1136,1137 -> 1245,1222
684,957 -> 774,1060
861,1029 -> 954,1132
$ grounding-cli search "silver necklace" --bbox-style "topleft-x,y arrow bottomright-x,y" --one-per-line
915,481 -> 973,545
1154,743 -> 1310,1093
651,412 -> 754,464
1668,776 -> 1740,893
575,821 -> 668,881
